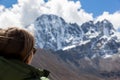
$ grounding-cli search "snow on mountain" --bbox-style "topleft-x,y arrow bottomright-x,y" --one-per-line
34,14 -> 82,50
34,14 -> 120,58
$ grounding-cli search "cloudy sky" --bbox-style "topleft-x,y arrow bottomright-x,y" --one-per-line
0,0 -> 120,30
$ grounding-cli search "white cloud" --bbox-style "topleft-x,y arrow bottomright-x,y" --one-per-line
95,11 -> 120,30
42,0 -> 93,25
0,0 -> 44,28
0,8 -> 21,28
0,0 -> 119,30
0,0 -> 93,29
0,5 -> 5,13
17,0 -> 45,26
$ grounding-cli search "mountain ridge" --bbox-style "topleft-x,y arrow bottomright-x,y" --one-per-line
34,14 -> 120,58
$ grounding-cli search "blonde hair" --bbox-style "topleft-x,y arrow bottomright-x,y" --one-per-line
0,27 -> 35,63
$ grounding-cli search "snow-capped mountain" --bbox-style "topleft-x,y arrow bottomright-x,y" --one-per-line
34,14 -> 120,56
33,14 -> 120,80
35,14 -> 82,50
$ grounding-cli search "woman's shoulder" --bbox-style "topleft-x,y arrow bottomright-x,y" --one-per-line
0,56 -> 50,80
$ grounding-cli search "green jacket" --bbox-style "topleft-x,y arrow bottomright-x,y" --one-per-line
0,56 -> 49,80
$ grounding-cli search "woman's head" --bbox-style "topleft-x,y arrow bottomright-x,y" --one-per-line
0,27 -> 36,64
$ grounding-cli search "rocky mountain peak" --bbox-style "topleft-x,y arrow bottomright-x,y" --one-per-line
34,14 -> 120,55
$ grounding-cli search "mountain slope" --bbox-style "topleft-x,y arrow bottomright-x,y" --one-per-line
31,49 -> 103,80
